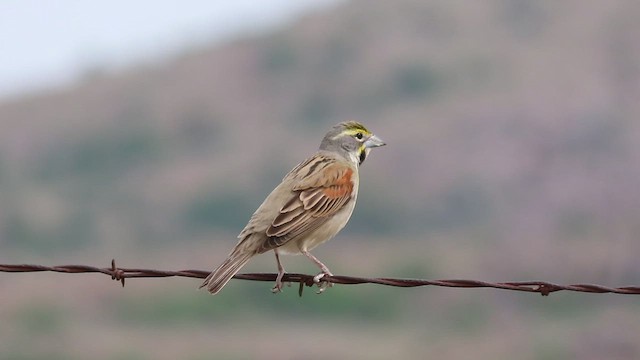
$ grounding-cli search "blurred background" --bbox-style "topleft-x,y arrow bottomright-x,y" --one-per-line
1,0 -> 640,359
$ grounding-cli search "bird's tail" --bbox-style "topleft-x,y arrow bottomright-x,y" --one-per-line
199,249 -> 256,294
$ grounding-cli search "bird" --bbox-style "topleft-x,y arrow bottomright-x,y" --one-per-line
199,121 -> 386,294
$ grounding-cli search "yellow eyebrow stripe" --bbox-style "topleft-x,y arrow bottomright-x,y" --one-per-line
342,129 -> 371,137
329,122 -> 372,140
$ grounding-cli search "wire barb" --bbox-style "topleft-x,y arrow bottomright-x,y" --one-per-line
1,261 -> 639,296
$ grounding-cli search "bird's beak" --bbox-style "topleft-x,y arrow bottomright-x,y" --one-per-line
364,134 -> 386,148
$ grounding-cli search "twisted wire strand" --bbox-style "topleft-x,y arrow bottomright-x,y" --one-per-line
1,260 -> 639,296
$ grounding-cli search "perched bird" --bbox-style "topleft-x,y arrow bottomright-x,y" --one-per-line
200,121 -> 385,294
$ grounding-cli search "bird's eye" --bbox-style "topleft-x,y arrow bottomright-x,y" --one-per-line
354,132 -> 363,140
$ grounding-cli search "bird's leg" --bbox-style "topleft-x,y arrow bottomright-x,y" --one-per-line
271,249 -> 287,293
301,250 -> 334,293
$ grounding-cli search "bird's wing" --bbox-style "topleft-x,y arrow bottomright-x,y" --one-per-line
259,154 -> 355,252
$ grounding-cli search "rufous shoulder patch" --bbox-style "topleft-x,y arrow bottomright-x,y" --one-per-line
322,168 -> 353,199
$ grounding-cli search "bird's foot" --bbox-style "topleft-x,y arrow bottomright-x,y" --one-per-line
271,281 -> 292,293
271,282 -> 283,293
272,279 -> 283,294
313,271 -> 334,294
271,269 -> 290,293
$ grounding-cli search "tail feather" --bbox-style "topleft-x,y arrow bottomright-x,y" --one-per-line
199,250 -> 255,294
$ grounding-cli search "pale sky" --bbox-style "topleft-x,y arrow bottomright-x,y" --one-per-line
0,0 -> 340,100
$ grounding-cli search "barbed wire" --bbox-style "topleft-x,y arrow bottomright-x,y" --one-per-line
1,260 -> 639,297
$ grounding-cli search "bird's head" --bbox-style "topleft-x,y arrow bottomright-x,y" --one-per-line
320,121 -> 386,166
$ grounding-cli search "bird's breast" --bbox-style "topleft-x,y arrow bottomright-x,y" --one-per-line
278,196 -> 357,255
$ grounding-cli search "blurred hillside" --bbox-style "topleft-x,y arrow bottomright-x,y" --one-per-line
1,0 -> 640,359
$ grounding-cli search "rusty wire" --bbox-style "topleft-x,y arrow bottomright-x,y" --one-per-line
1,260 -> 639,297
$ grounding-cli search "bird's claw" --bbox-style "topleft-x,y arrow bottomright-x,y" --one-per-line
313,272 -> 327,283
271,284 -> 283,293
271,281 -> 291,293
313,272 -> 334,294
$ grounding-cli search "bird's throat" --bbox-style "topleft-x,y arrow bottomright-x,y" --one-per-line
358,150 -> 366,165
